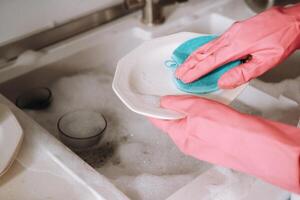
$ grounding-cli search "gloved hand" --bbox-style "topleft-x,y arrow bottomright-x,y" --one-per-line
150,95 -> 300,193
176,4 -> 300,89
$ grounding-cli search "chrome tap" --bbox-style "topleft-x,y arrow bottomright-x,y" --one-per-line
0,0 -> 188,63
124,0 -> 188,25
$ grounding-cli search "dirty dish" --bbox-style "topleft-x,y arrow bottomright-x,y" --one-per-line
0,104 -> 23,177
57,110 -> 106,149
113,32 -> 248,120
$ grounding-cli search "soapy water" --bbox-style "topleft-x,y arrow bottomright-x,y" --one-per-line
24,71 -> 210,199
22,69 -> 299,200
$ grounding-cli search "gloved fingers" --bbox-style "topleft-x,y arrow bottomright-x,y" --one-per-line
176,44 -> 241,83
151,95 -> 242,128
148,96 -> 190,132
149,96 -> 210,142
175,34 -> 230,79
218,51 -> 279,89
200,34 -> 230,55
175,21 -> 244,83
160,95 -> 202,113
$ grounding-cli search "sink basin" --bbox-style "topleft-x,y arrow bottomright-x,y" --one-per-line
0,0 -> 298,199
260,51 -> 300,82
0,30 -> 210,200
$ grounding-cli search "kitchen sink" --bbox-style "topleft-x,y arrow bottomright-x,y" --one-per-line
0,0 -> 299,199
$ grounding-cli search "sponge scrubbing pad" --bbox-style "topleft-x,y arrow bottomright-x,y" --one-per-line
165,35 -> 241,94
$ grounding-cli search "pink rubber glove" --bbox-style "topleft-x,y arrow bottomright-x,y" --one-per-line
176,4 -> 300,89
150,95 -> 300,193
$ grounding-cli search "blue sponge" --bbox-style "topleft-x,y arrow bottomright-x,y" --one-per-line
165,35 -> 241,94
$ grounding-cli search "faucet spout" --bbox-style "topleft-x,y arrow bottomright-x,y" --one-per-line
124,0 -> 188,26
142,0 -> 165,25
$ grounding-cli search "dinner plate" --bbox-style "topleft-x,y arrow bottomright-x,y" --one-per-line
0,104 -> 23,177
113,32 -> 247,120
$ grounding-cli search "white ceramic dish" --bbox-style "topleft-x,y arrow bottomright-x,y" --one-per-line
0,103 -> 23,177
113,32 -> 247,120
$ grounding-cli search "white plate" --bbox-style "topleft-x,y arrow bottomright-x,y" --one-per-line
0,104 -> 23,176
113,32 -> 247,120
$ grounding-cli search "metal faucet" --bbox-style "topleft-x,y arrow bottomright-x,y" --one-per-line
0,0 -> 188,63
125,0 -> 188,26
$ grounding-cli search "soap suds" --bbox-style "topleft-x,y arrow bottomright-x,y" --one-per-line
22,70 -> 299,199
24,71 -> 209,199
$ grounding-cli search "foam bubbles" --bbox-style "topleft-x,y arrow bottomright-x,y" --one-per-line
113,174 -> 195,200
24,70 -> 209,199
23,69 -> 300,199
